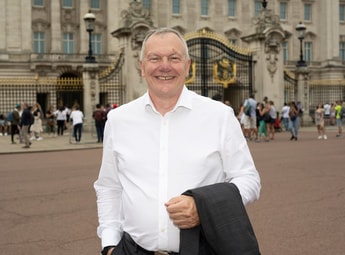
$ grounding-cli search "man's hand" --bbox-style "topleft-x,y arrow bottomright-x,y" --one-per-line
107,248 -> 114,255
165,195 -> 200,229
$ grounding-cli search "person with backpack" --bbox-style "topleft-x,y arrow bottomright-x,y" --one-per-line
335,100 -> 344,138
93,104 -> 106,143
242,94 -> 257,140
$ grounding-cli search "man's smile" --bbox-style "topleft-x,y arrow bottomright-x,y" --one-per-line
156,76 -> 174,80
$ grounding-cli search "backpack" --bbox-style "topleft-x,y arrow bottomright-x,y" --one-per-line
6,111 -> 14,122
244,101 -> 251,117
340,106 -> 345,119
93,110 -> 104,122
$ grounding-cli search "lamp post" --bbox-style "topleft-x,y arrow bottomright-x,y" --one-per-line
296,21 -> 307,67
262,0 -> 267,9
84,10 -> 96,63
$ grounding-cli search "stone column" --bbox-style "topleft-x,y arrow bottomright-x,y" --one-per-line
296,67 -> 312,126
83,64 -> 99,132
50,0 -> 61,53
0,0 -> 6,51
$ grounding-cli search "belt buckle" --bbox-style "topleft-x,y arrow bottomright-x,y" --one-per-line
155,251 -> 170,255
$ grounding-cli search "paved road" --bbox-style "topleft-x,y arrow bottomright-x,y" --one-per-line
0,126 -> 344,255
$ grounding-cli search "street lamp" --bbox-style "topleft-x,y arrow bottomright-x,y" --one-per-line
84,10 -> 96,63
296,21 -> 307,67
262,0 -> 267,9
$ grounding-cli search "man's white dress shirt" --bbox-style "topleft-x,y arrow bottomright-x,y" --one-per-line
94,87 -> 261,252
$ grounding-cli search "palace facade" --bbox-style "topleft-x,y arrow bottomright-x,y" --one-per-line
1,0 -> 345,120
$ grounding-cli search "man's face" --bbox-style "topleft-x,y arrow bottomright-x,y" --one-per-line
140,32 -> 191,100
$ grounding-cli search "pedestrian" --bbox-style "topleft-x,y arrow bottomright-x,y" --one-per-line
30,102 -> 44,141
93,103 -> 106,143
315,103 -> 327,140
288,101 -> 300,141
256,102 -> 269,142
45,105 -> 56,137
0,113 -> 6,136
323,102 -> 331,125
69,105 -> 84,143
281,102 -> 290,131
335,100 -> 344,138
266,100 -> 277,140
9,104 -> 22,144
54,106 -> 67,136
242,94 -> 257,140
330,102 -> 336,125
20,103 -> 33,148
94,28 -> 261,255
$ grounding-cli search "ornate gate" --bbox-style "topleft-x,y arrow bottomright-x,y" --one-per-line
184,30 -> 254,113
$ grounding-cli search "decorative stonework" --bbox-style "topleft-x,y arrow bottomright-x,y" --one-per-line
119,1 -> 152,28
252,8 -> 282,34
112,1 -> 154,76
265,33 -> 282,79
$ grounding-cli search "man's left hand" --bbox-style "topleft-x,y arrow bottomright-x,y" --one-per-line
165,195 -> 200,229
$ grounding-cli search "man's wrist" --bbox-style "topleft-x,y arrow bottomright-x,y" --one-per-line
101,245 -> 116,255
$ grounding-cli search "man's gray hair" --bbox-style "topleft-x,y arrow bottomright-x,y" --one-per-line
139,27 -> 190,61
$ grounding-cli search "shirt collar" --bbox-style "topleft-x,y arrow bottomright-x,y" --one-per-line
144,86 -> 193,113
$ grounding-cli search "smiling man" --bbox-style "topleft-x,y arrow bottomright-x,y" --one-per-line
94,27 -> 261,255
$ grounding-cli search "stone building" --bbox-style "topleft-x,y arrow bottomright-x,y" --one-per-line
1,0 -> 345,127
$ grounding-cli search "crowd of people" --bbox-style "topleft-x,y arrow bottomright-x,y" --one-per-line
0,101 -> 121,148
235,96 -> 344,142
0,102 -> 102,148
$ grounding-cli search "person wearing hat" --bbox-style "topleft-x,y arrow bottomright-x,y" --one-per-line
10,104 -> 22,144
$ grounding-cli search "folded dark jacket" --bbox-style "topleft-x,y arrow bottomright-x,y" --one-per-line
180,183 -> 261,255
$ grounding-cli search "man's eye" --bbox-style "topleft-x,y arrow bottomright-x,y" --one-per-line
170,56 -> 182,62
148,57 -> 160,62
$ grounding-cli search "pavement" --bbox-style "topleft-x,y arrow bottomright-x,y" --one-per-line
0,124 -> 341,154
0,129 -> 103,154
0,124 -> 344,255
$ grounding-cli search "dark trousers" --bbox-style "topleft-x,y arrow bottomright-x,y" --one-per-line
73,123 -> 82,142
11,124 -> 20,143
57,120 -> 65,135
95,121 -> 104,142
111,232 -> 179,255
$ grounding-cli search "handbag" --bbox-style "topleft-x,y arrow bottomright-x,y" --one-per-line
48,119 -> 55,126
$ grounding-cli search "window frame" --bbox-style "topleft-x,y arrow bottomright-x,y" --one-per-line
62,0 -> 73,8
33,31 -> 45,54
304,3 -> 312,22
282,41 -> 288,65
201,0 -> 209,16
63,32 -> 74,54
279,2 -> 288,20
91,33 -> 102,55
228,0 -> 236,17
142,0 -> 151,11
340,3 -> 345,22
33,0 -> 44,7
90,0 -> 100,9
172,0 -> 180,15
340,41 -> 345,61
254,0 -> 262,17
304,41 -> 312,63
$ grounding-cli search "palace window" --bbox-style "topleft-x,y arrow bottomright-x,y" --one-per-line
172,0 -> 180,14
201,0 -> 208,16
304,3 -> 312,22
280,2 -> 287,20
63,33 -> 74,54
92,34 -> 102,55
33,32 -> 45,54
228,0 -> 236,17
90,0 -> 100,9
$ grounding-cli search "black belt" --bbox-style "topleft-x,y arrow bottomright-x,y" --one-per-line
123,232 -> 179,255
